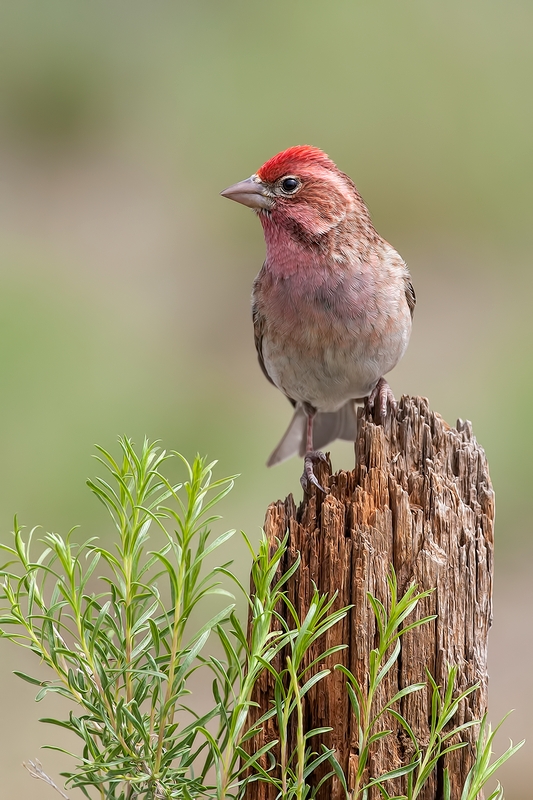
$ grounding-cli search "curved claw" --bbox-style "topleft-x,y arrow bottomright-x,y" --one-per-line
300,450 -> 328,494
367,378 -> 397,421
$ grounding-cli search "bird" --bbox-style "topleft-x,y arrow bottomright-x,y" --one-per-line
221,145 -> 414,493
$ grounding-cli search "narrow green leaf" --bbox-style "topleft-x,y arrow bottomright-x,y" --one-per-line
298,669 -> 331,699
368,729 -> 393,745
13,670 -> 49,687
366,759 -> 419,788
327,750 -> 349,797
376,638 -> 401,685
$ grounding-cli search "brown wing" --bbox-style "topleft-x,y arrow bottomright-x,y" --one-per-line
252,298 -> 296,407
404,277 -> 416,318
252,299 -> 275,387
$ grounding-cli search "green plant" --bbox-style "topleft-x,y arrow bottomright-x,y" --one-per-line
0,439 -> 241,798
443,713 -> 524,800
331,571 -> 524,800
0,439 -> 524,800
249,588 -> 349,800
333,572 -> 434,800
197,531 -> 303,800
0,439 -> 348,800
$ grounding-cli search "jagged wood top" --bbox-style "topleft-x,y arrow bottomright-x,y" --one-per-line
249,396 -> 493,800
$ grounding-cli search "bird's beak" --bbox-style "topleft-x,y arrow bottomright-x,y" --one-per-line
220,175 -> 273,210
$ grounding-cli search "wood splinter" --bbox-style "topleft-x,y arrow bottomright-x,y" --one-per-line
245,395 -> 494,800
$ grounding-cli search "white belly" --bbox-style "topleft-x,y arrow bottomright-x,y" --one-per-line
262,317 -> 410,413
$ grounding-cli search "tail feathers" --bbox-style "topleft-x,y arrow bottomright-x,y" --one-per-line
266,406 -> 307,467
267,401 -> 359,467
311,400 -> 358,452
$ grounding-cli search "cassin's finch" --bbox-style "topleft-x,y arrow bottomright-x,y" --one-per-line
221,146 -> 414,492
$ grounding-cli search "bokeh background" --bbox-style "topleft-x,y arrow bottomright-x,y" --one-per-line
0,1 -> 531,797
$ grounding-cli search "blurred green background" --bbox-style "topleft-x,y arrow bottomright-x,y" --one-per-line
0,0 -> 531,797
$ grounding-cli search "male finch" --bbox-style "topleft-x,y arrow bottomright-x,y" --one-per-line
221,146 -> 414,492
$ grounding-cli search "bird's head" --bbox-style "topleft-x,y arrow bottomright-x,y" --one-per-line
221,146 -> 370,243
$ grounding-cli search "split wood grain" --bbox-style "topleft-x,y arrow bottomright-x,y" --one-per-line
245,396 -> 494,800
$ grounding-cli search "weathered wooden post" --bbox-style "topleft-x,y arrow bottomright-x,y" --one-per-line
246,396 -> 494,800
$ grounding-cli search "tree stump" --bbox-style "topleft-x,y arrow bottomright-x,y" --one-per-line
246,396 -> 494,800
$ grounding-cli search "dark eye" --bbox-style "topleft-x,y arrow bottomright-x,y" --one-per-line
280,177 -> 299,194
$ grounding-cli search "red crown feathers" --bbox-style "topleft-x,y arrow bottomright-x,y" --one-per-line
257,145 -> 335,183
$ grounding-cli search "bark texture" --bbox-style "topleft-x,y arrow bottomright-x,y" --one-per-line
246,396 -> 494,800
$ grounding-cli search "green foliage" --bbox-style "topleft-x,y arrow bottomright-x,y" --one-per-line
0,439 -> 524,800
332,572 -> 524,800
333,572 -> 435,800
0,439 -> 349,800
445,713 -> 525,800
0,438 -> 240,798
251,589 -> 349,800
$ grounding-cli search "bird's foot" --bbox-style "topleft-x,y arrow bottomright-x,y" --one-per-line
300,450 -> 328,494
367,378 -> 397,421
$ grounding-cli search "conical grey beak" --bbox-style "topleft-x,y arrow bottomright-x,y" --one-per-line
220,176 -> 273,210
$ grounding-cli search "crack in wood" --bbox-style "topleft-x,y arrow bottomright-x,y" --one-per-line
245,396 -> 493,800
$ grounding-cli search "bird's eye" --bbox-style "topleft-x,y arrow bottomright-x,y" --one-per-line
280,177 -> 300,194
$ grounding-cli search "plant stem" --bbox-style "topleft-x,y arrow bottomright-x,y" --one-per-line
289,660 -> 305,800
154,543 -> 186,775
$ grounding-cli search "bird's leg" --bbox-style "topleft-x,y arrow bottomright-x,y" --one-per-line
300,404 -> 328,494
367,377 -> 397,421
